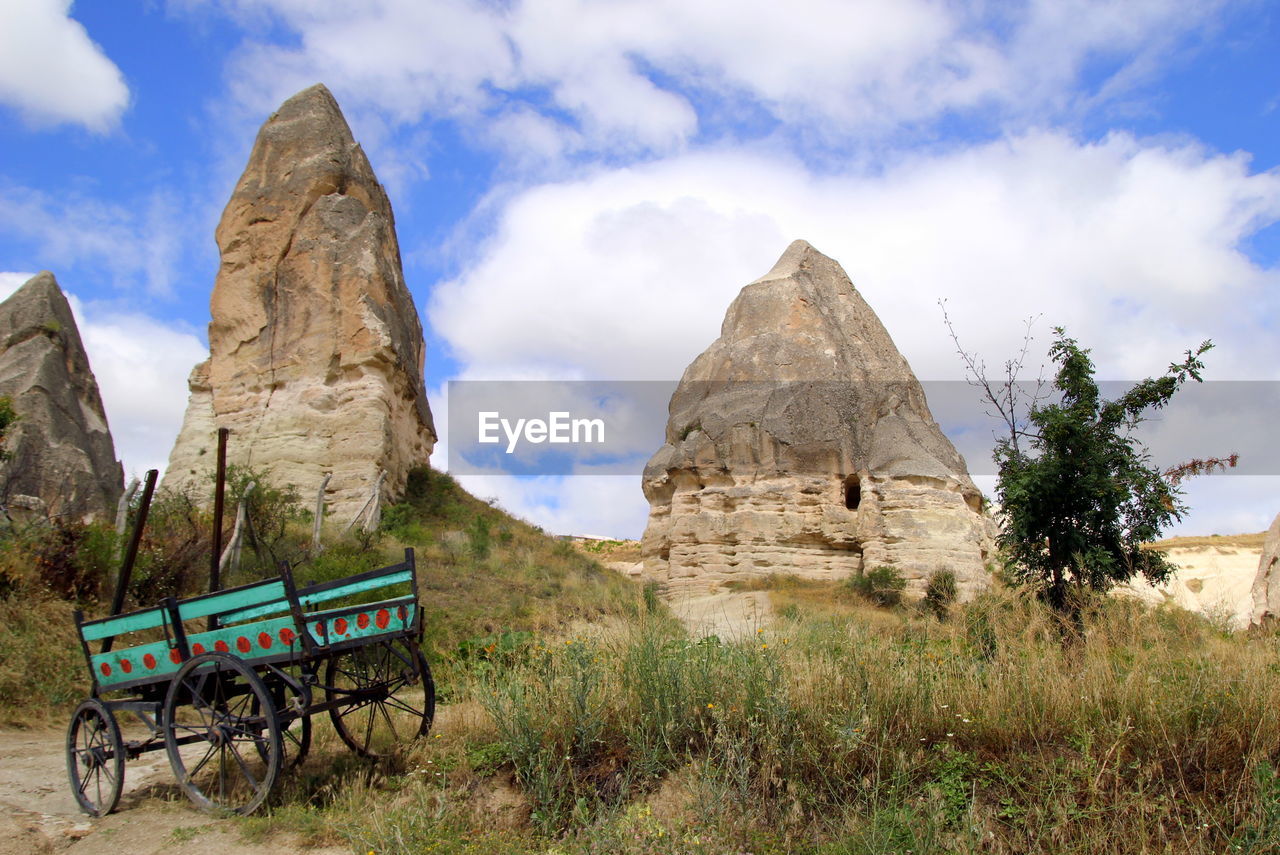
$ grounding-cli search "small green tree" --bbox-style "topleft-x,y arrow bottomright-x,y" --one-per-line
995,328 -> 1218,611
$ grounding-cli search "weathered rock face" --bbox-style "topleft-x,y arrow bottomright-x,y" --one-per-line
164,84 -> 436,518
641,240 -> 992,597
1250,514 -> 1280,624
0,272 -> 123,520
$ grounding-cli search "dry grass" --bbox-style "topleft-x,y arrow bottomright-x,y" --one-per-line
0,594 -> 86,725
246,592 -> 1280,854
1147,531 -> 1268,550
571,538 -> 644,563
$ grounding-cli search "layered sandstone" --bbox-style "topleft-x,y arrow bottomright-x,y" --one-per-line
0,272 -> 123,520
1118,535 -> 1264,630
641,240 -> 992,597
163,84 -> 436,517
1250,514 -> 1280,625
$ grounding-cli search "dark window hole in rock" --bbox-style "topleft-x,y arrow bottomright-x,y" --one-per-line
843,474 -> 861,510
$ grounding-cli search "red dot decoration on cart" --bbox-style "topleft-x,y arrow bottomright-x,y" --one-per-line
99,662 -> 111,677
215,640 -> 229,652
169,649 -> 182,664
376,608 -> 390,629
258,632 -> 272,649
120,659 -> 132,674
143,653 -> 156,669
357,613 -> 370,630
192,643 -> 206,655
279,627 -> 296,645
334,618 -> 348,635
236,636 -> 251,653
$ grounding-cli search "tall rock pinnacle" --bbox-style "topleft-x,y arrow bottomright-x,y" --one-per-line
641,240 -> 992,597
163,84 -> 436,516
0,272 -> 124,521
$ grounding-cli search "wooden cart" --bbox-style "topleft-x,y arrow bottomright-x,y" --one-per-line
67,548 -> 434,816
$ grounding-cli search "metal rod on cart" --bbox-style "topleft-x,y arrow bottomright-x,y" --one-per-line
101,468 -> 158,654
208,427 -> 229,630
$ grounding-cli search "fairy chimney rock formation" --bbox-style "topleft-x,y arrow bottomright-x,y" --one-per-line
641,240 -> 992,598
1249,513 -> 1280,625
0,272 -> 124,520
163,84 -> 436,516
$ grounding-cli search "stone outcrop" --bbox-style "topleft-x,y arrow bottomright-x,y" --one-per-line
0,272 -> 123,520
163,84 -> 436,518
1120,537 -> 1263,630
641,240 -> 992,597
1250,514 -> 1280,624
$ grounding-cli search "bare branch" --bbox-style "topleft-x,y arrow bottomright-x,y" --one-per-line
939,299 -> 1044,456
1163,454 -> 1239,487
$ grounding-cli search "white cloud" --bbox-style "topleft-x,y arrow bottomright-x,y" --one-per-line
69,303 -> 207,481
0,184 -> 184,297
428,131 -> 1280,536
433,132 -> 1280,383
197,0 -> 1231,156
0,271 -> 35,299
0,0 -> 129,131
455,472 -> 649,539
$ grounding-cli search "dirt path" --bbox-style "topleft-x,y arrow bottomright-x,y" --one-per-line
0,724 -> 347,855
666,589 -> 773,639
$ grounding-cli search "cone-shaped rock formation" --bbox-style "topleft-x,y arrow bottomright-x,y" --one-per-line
0,272 -> 123,520
164,84 -> 436,516
641,240 -> 991,597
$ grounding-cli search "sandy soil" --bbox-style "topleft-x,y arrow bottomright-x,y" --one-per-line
665,589 -> 773,639
0,722 -> 347,855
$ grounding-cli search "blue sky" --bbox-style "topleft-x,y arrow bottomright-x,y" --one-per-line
1,0 -> 1278,538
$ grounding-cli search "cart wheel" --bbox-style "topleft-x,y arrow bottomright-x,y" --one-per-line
66,698 -> 125,817
251,673 -> 311,769
163,652 -> 281,815
325,640 -> 434,758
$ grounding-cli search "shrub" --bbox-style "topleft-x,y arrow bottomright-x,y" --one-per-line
468,515 -> 492,560
848,565 -> 906,607
0,518 -> 115,601
923,570 -> 958,619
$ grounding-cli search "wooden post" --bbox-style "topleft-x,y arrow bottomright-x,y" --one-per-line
208,427 -> 229,630
312,473 -> 331,554
114,477 -> 140,562
219,481 -> 255,578
101,469 -> 157,654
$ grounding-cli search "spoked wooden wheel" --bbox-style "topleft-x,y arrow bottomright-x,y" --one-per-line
252,670 -> 311,769
163,652 -> 281,815
325,640 -> 434,758
66,698 -> 125,816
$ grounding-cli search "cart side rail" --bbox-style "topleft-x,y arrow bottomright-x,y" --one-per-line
80,576 -> 295,692
76,549 -> 420,692
295,549 -> 421,648
79,605 -> 168,642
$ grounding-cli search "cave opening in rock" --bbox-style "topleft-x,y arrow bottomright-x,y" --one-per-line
843,474 -> 861,510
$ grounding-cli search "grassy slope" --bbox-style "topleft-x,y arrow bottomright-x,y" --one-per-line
0,468 -> 643,724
